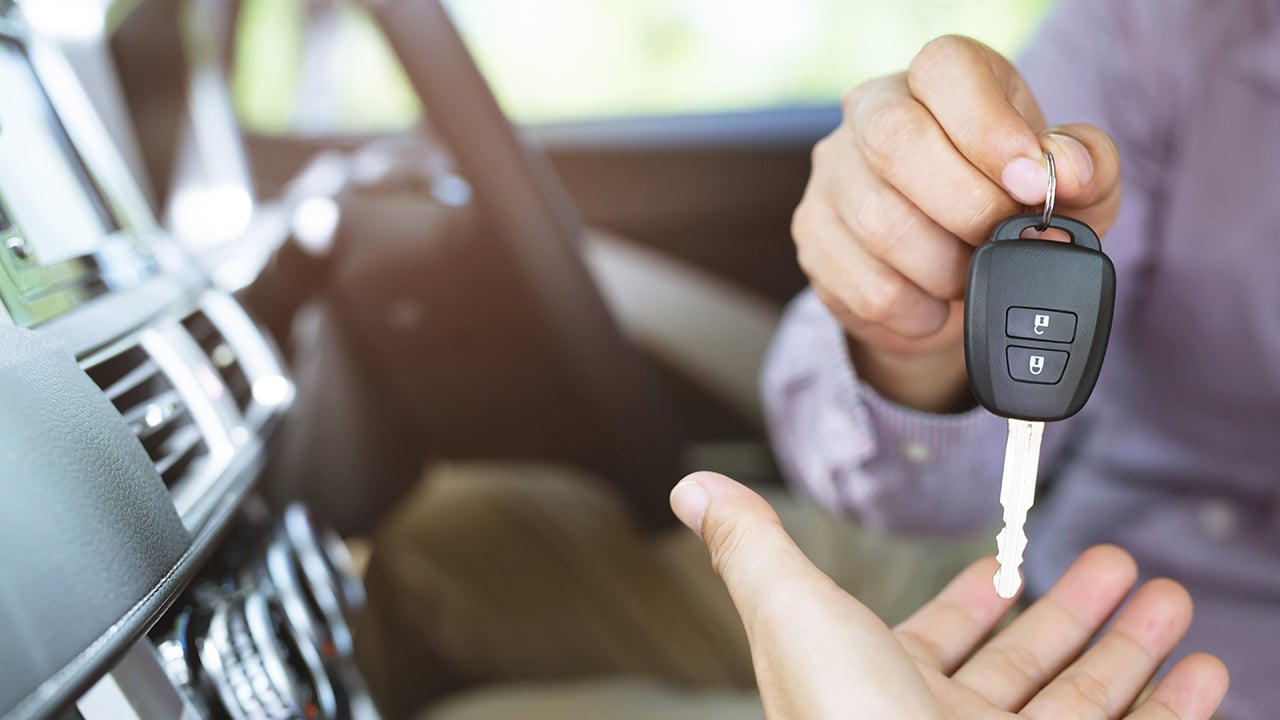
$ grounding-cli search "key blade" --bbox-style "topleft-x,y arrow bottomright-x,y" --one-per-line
994,529 -> 1024,598
993,418 -> 1045,598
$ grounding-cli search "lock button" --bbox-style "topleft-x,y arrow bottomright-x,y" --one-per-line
1006,307 -> 1076,343
1007,346 -> 1068,384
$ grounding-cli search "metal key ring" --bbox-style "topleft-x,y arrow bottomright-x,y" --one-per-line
1035,150 -> 1056,231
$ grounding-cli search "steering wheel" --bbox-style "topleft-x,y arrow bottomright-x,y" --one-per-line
363,0 -> 684,529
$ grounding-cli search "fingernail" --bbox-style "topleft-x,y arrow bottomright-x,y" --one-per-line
670,480 -> 708,537
1045,132 -> 1094,187
1001,157 -> 1047,205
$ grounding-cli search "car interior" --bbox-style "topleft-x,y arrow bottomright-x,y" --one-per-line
0,0 -> 1047,718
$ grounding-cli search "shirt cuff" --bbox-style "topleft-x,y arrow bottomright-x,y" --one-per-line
809,291 -> 995,468
763,289 -> 1003,522
803,295 -> 1004,527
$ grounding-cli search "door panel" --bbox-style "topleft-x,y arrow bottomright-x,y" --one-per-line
534,106 -> 838,306
243,106 -> 832,305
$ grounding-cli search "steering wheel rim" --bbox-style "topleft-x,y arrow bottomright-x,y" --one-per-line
364,0 -> 685,529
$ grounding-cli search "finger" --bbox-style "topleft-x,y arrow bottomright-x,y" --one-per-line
835,297 -> 965,360
793,197 -> 950,338
846,76 -> 1021,246
670,472 -> 943,720
951,545 -> 1138,709
1021,579 -> 1195,719
1040,124 -> 1116,206
829,154 -> 974,300
1041,124 -> 1123,237
670,472 -> 861,635
906,35 -> 1047,204
893,555 -> 1018,673
1125,653 -> 1230,720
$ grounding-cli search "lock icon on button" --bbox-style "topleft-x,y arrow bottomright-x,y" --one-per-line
1034,314 -> 1050,335
1029,355 -> 1045,376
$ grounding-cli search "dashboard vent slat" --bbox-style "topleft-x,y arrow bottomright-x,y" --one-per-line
183,311 -> 252,413
151,424 -> 204,483
101,358 -> 161,403
84,344 -> 150,393
123,389 -> 185,439
86,343 -> 208,490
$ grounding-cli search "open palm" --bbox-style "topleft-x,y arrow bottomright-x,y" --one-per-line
670,472 -> 1229,720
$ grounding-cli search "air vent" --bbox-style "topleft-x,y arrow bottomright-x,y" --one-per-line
86,344 -> 208,488
183,310 -> 252,413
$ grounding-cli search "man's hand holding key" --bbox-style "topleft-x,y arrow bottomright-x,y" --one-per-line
792,34 -> 1121,414
792,35 -> 1123,595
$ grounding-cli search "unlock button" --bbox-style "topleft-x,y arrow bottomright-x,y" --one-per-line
1007,307 -> 1076,343
1007,346 -> 1069,384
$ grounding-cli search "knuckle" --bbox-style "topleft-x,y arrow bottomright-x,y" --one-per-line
1007,81 -> 1038,120
790,202 -> 812,243
793,236 -> 839,297
790,200 -> 825,252
811,285 -> 853,322
852,270 -> 909,325
809,135 -> 827,169
855,94 -> 925,172
705,517 -> 802,620
896,628 -> 948,667
704,512 -> 752,581
794,241 -> 821,282
850,185 -> 907,257
840,80 -> 872,116
987,642 -> 1045,688
909,34 -> 980,82
1062,671 -> 1114,716
958,187 -> 1007,241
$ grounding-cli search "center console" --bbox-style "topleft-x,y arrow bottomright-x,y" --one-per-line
78,503 -> 379,720
145,505 -> 377,720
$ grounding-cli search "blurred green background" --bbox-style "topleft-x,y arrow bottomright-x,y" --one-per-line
232,0 -> 1053,134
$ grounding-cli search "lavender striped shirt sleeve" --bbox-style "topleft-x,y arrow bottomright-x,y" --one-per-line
762,290 -> 1021,534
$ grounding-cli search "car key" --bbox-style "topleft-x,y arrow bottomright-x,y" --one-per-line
964,152 -> 1116,597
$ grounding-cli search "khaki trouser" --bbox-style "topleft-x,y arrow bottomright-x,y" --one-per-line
353,462 -> 995,720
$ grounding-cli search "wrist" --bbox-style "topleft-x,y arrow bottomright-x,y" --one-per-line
848,339 -> 973,414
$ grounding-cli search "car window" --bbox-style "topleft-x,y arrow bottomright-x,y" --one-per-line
231,0 -> 1053,133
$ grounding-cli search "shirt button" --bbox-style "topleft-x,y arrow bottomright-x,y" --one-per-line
900,440 -> 931,464
1198,500 -> 1239,542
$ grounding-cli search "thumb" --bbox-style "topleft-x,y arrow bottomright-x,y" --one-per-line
670,472 -> 847,633
1039,123 -> 1121,214
671,472 -> 942,720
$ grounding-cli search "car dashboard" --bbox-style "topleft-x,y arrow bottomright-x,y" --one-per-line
0,4 -> 377,719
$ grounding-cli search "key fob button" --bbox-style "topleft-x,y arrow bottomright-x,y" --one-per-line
1006,307 -> 1076,343
1007,346 -> 1068,384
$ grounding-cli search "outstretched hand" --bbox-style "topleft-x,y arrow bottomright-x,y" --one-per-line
670,472 -> 1229,719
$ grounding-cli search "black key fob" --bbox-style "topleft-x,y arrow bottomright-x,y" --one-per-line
964,214 -> 1116,422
